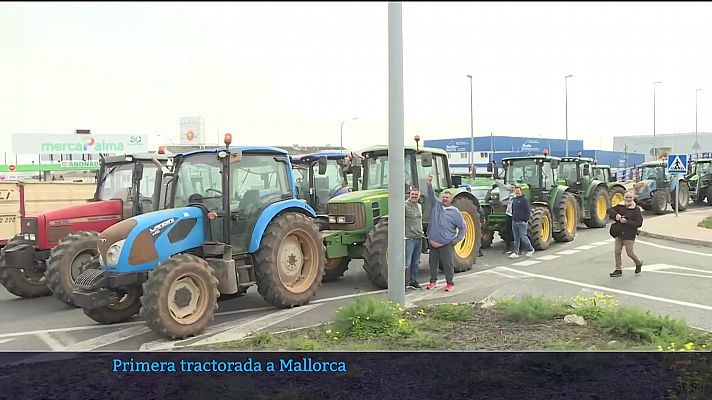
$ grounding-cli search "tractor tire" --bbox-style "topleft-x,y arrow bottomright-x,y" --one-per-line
610,186 -> 626,207
671,184 -> 690,211
707,186 -> 712,206
528,205 -> 553,250
253,212 -> 325,308
583,186 -> 610,228
363,221 -> 390,289
45,231 -> 100,307
451,196 -> 481,273
651,191 -> 667,215
552,192 -> 578,243
84,284 -> 143,324
323,257 -> 350,283
641,203 -> 652,211
141,254 -> 219,339
0,236 -> 51,298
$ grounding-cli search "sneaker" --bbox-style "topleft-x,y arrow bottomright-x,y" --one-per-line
478,251 -> 484,257
409,281 -> 421,289
609,269 -> 622,277
525,250 -> 535,257
426,282 -> 436,290
635,261 -> 643,274
503,250 -> 513,255
508,253 -> 519,259
444,283 -> 454,292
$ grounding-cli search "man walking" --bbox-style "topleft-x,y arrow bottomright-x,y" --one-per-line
509,186 -> 535,259
607,191 -> 643,277
502,184 -> 516,254
405,187 -> 423,289
425,176 -> 466,292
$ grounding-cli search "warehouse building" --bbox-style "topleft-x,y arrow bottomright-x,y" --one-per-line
612,132 -> 712,161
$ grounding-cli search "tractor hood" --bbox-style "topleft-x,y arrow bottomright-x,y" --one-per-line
632,179 -> 656,196
328,188 -> 389,204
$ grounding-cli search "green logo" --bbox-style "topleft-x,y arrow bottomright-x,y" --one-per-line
41,136 -> 125,152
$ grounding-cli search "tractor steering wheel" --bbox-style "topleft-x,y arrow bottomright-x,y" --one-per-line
205,188 -> 222,196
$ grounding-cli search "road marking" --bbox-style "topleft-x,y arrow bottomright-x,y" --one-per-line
605,238 -> 615,242
512,260 -> 539,267
648,270 -> 712,279
637,239 -> 712,257
537,255 -> 561,261
556,250 -> 580,255
481,270 -> 524,280
37,332 -> 66,351
575,245 -> 597,250
63,326 -> 151,351
497,267 -> 712,311
643,264 -> 712,274
592,241 -> 610,246
0,338 -> 14,345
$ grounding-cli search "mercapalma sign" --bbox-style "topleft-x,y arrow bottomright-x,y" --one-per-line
12,134 -> 148,154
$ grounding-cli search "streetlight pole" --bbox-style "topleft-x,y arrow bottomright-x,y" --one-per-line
340,117 -> 358,150
467,74 -> 474,176
695,88 -> 703,156
565,75 -> 573,157
653,81 -> 662,160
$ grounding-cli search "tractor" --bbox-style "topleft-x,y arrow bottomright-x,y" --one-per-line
72,136 -> 325,339
321,137 -> 482,287
631,160 -> 689,214
454,172 -> 495,205
592,165 -> 628,207
685,158 -> 712,205
291,151 -> 362,216
481,152 -> 578,250
557,156 -> 610,228
0,153 -> 170,304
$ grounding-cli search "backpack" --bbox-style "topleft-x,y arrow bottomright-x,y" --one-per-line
609,221 -> 623,238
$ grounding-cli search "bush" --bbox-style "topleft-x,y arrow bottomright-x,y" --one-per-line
430,303 -> 473,322
333,296 -> 415,339
697,217 -> 712,230
570,293 -> 619,320
597,305 -> 697,346
498,295 -> 569,324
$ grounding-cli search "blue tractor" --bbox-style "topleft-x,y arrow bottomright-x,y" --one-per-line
72,136 -> 326,339
632,160 -> 689,214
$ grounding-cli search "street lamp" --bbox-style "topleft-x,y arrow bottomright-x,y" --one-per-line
466,74 -> 474,176
340,117 -> 358,150
564,74 -> 573,156
695,88 -> 703,154
653,81 -> 662,159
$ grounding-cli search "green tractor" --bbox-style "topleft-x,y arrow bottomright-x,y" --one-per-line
686,158 -> 712,206
321,139 -> 482,287
481,153 -> 578,250
592,165 -> 628,207
453,172 -> 495,205
557,156 -> 610,228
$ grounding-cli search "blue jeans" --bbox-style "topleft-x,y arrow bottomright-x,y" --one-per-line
405,238 -> 421,283
512,221 -> 534,255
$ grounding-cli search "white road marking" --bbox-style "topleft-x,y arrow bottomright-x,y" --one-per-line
637,239 -> 712,257
556,250 -> 580,255
497,267 -> 712,311
0,338 -> 14,345
37,332 -> 67,351
537,255 -> 561,261
592,241 -> 610,246
512,260 -> 540,267
575,245 -> 597,250
63,326 -> 151,351
642,264 -> 712,274
481,270 -> 524,280
605,238 -> 615,242
648,270 -> 712,279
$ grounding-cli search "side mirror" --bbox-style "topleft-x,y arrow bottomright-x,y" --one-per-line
352,166 -> 362,191
486,162 -> 493,173
421,153 -> 433,168
132,162 -> 144,182
318,156 -> 327,175
451,175 -> 462,186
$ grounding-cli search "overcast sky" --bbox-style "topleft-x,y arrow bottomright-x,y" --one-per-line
2,1 -> 711,154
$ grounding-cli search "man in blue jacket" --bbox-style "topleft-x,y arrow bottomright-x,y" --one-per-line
425,175 -> 466,292
509,186 -> 535,259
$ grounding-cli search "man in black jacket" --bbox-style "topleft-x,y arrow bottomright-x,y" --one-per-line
607,191 -> 643,277
509,186 -> 535,259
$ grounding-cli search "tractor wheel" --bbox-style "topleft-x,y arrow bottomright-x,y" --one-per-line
254,212 -> 325,308
528,205 -> 553,250
45,231 -> 100,307
451,196 -> 481,273
610,186 -> 626,207
0,236 -> 51,298
641,203 -> 652,211
480,230 -> 493,249
84,284 -> 143,324
583,186 -> 610,228
323,257 -> 350,283
362,221 -> 413,289
707,186 -> 712,206
552,192 -> 578,243
651,191 -> 667,215
672,184 -> 690,211
141,254 -> 219,339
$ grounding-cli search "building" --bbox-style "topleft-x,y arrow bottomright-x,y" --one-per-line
613,132 -> 712,161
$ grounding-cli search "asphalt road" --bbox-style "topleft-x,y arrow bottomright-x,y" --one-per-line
1,205 -> 711,352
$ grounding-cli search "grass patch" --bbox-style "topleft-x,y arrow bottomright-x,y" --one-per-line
697,216 -> 712,229
498,294 -> 569,323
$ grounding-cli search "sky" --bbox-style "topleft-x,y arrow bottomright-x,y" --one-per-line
2,1 -> 712,155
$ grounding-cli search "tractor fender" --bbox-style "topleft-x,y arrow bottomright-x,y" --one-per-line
249,200 -> 317,254
452,191 -> 481,209
584,180 -> 608,200
107,207 -> 207,273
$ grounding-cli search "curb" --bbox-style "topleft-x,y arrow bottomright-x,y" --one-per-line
639,229 -> 712,248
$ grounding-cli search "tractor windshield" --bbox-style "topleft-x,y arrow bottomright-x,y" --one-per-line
363,154 -> 414,190
97,161 -> 160,202
312,159 -> 348,199
559,162 -> 579,185
363,152 -> 446,191
505,160 -> 541,189
593,168 -> 608,182
697,162 -> 712,175
641,165 -> 667,182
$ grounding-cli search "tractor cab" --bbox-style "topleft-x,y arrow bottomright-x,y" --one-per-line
686,158 -> 712,205
290,151 -> 362,215
639,161 -> 671,188
502,155 -> 561,202
558,155 -> 595,191
592,165 -> 613,183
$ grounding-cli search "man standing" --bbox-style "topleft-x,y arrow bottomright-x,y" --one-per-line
405,187 -> 423,289
425,175 -> 466,292
509,186 -> 535,259
607,191 -> 643,277
502,184 -> 516,254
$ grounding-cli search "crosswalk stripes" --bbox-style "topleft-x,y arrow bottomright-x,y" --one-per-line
555,250 -> 580,255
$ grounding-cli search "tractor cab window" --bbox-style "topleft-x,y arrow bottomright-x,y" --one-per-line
559,162 -> 579,185
364,154 -> 415,190
505,160 -> 541,189
641,165 -> 667,182
134,162 -> 160,212
292,166 -> 310,201
98,163 -> 135,201
415,153 -> 444,192
312,159 -> 347,203
698,162 -> 712,175
593,168 -> 607,182
173,153 -> 224,212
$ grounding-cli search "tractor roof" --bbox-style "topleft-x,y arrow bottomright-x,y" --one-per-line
291,150 -> 362,164
593,164 -> 611,169
695,158 -> 712,163
641,160 -> 666,167
502,155 -> 562,162
103,152 -> 171,164
560,156 -> 594,163
359,145 -> 448,156
179,146 -> 290,157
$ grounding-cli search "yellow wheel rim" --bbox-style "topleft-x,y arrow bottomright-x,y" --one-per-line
565,200 -> 576,233
541,214 -> 550,242
596,195 -> 607,220
454,212 -> 476,258
612,193 -> 625,206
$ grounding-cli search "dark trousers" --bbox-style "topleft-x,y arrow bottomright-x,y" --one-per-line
502,215 -> 514,249
429,244 -> 455,285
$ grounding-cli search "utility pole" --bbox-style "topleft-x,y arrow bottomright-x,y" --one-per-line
564,74 -> 573,156
653,81 -> 662,160
467,75 -> 474,177
695,88 -> 703,157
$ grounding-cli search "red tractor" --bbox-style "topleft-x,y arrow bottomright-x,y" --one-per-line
0,153 -> 171,306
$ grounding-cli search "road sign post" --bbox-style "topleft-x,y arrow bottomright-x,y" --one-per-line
667,154 -> 688,218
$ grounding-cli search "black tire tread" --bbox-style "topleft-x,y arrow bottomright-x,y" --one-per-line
323,257 -> 350,282
528,205 -> 552,250
0,236 -> 51,298
583,186 -> 610,228
45,231 -> 99,307
552,192 -> 577,242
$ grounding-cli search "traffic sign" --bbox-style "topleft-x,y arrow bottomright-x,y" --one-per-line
667,154 -> 688,174
8,165 -> 15,172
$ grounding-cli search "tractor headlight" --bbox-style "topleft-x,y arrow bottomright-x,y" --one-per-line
105,239 -> 125,266
328,216 -> 337,224
337,216 -> 347,224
